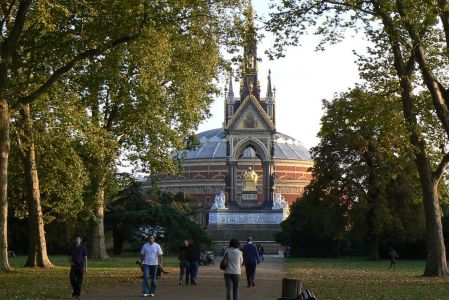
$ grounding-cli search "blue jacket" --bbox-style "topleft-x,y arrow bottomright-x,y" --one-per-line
242,243 -> 260,264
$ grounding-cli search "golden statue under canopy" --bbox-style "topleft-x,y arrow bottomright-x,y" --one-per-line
242,167 -> 258,192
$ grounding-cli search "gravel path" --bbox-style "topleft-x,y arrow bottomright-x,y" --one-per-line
76,255 -> 285,300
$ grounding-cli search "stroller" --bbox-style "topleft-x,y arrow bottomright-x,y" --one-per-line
200,251 -> 215,266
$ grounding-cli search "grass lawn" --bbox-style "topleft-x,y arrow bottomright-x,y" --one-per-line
284,257 -> 449,300
0,255 -> 179,300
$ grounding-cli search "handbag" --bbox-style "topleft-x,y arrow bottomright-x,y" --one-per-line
220,252 -> 228,270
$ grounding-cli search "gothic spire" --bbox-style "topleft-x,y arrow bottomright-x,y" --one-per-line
227,72 -> 234,100
266,69 -> 273,100
240,1 -> 260,101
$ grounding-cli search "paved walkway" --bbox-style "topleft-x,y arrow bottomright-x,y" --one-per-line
81,255 -> 285,300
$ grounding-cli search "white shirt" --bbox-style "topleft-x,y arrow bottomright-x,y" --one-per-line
140,242 -> 163,265
224,247 -> 243,275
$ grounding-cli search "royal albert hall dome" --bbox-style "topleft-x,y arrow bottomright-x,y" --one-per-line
186,128 -> 311,161
156,127 -> 313,225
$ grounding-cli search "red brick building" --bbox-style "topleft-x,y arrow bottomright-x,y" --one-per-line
157,128 -> 313,210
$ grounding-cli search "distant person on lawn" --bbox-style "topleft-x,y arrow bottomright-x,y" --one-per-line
389,247 -> 399,269
68,235 -> 88,300
140,235 -> 164,297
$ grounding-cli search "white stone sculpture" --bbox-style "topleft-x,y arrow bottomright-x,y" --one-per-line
273,192 -> 283,209
217,190 -> 226,209
211,190 -> 226,209
273,192 -> 290,219
211,197 -> 218,209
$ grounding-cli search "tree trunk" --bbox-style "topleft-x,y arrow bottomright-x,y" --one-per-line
0,96 -> 11,272
364,145 -> 380,261
21,104 -> 52,268
90,174 -> 109,259
416,154 -> 448,276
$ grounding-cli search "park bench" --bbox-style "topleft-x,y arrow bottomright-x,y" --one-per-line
8,250 -> 15,258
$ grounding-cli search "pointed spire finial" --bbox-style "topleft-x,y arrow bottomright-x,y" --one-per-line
266,69 -> 273,99
240,0 -> 259,101
227,72 -> 234,100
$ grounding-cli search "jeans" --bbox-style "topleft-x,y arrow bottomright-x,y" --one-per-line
179,259 -> 190,284
70,265 -> 84,297
244,263 -> 257,285
224,273 -> 240,300
142,264 -> 158,294
189,261 -> 199,284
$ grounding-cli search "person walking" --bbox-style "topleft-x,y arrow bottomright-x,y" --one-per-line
68,235 -> 88,300
140,235 -> 163,297
178,240 -> 190,285
257,244 -> 264,262
242,237 -> 260,287
388,247 -> 399,269
186,239 -> 201,285
222,238 -> 243,300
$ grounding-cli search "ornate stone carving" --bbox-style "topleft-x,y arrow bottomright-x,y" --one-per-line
272,192 -> 290,220
211,191 -> 226,209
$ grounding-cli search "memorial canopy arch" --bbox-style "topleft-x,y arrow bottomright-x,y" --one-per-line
225,94 -> 276,208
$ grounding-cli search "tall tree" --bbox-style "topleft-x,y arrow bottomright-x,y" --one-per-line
278,88 -> 429,259
266,0 -> 448,276
9,87 -> 89,267
0,0 -> 244,271
71,2 -> 246,259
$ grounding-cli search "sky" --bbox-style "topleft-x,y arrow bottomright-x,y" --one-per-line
196,1 -> 368,150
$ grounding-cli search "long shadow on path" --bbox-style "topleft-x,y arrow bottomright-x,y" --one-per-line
78,255 -> 285,300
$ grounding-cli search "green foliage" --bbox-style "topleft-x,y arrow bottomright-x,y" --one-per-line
9,90 -> 90,223
278,88 -> 428,257
105,183 -> 211,254
2,0 -> 251,264
266,0 -> 448,274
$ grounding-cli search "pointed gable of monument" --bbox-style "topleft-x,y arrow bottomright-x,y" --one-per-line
227,94 -> 275,132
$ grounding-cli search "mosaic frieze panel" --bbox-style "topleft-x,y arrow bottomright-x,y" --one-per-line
208,211 -> 283,224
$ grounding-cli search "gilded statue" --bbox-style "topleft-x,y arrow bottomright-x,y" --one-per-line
242,167 -> 258,192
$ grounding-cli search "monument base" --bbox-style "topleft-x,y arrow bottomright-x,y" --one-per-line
207,224 -> 281,241
207,209 -> 283,242
240,191 -> 258,207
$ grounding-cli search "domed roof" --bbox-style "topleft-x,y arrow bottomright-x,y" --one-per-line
182,128 -> 311,160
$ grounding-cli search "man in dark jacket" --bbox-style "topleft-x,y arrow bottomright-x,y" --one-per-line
186,239 -> 201,285
242,236 -> 260,287
68,235 -> 88,299
178,240 -> 190,285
